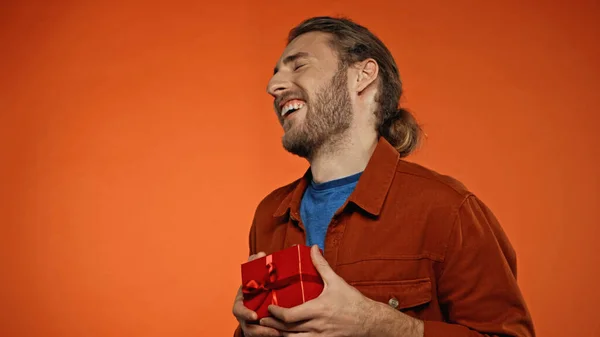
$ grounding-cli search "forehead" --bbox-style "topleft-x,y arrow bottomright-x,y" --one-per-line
276,31 -> 339,66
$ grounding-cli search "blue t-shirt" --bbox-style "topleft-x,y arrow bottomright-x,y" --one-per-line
299,172 -> 362,251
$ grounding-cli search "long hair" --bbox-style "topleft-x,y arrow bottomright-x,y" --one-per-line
288,16 -> 422,157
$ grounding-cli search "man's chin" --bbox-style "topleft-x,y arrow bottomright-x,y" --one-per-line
281,137 -> 313,159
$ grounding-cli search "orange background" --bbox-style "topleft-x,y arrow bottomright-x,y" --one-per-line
1,1 -> 598,336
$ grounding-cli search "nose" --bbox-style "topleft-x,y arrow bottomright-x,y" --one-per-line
266,73 -> 291,98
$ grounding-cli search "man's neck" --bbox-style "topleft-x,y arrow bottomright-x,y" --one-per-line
308,132 -> 378,184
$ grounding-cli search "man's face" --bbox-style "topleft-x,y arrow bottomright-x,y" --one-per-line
267,32 -> 353,159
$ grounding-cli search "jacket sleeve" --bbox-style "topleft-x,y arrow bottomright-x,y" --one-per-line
233,218 -> 258,337
423,195 -> 535,337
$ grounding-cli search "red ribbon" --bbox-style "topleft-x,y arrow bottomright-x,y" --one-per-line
243,257 -> 288,305
242,251 -> 323,309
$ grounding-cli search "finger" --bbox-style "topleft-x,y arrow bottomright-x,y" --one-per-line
234,286 -> 244,301
242,322 -> 282,337
309,245 -> 337,284
233,298 -> 258,321
259,317 -> 287,331
281,332 -> 311,337
248,251 -> 267,262
260,317 -> 314,332
268,301 -> 321,324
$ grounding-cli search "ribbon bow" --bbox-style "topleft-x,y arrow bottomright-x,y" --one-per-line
242,255 -> 284,306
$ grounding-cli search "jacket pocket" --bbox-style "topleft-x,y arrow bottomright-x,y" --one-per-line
350,277 -> 432,311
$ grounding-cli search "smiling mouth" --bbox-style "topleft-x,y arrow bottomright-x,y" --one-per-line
280,99 -> 306,118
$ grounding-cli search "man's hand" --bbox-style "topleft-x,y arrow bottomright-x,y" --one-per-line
259,245 -> 423,337
232,252 -> 282,337
256,245 -> 369,336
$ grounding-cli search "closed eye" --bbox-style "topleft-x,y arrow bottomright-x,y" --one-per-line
294,63 -> 307,71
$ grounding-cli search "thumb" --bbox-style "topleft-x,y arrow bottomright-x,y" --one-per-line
248,251 -> 267,262
310,245 -> 337,284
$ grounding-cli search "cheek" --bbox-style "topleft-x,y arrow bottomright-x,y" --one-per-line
296,70 -> 328,98
294,78 -> 311,98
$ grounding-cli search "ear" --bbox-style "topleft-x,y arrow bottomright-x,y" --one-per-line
353,58 -> 379,94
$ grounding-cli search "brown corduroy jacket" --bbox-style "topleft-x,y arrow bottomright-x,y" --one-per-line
234,137 -> 535,337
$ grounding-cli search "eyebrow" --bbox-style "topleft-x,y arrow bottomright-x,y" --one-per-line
273,52 -> 310,74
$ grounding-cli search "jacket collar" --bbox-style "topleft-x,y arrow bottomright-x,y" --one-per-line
273,137 -> 399,219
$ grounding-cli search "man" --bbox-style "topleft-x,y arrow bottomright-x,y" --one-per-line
232,16 -> 535,337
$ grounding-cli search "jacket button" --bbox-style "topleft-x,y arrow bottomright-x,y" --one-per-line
388,297 -> 399,309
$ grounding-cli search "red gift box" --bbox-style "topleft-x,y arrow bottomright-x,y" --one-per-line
241,245 -> 324,320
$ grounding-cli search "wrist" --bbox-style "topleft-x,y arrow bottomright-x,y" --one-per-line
365,299 -> 424,337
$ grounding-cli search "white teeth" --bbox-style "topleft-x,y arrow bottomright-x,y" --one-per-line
281,102 -> 305,116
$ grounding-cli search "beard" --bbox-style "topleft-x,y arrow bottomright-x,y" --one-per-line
281,68 -> 353,159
